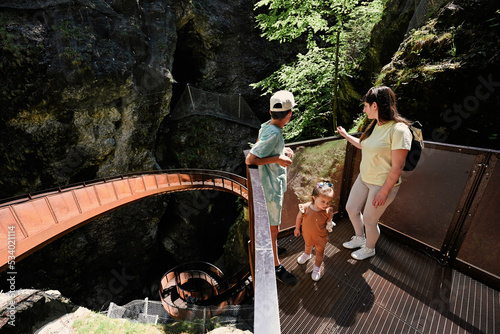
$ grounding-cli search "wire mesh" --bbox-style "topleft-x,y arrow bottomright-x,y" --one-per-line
107,298 -> 254,332
169,85 -> 261,129
406,0 -> 443,35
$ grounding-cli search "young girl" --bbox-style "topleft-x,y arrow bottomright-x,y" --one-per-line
294,181 -> 335,281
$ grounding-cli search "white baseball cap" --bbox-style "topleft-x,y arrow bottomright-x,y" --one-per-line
270,90 -> 297,112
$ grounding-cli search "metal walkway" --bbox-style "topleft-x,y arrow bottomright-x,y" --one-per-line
0,170 -> 248,271
276,216 -> 499,334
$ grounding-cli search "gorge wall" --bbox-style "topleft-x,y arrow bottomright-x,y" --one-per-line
0,0 -> 286,309
357,0 -> 499,149
0,0 -> 498,312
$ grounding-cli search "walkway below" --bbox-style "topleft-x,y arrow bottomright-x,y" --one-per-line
276,216 -> 499,334
0,170 -> 247,271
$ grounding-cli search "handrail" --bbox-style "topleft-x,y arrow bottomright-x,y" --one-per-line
0,169 -> 247,207
246,161 -> 281,334
244,137 -> 500,333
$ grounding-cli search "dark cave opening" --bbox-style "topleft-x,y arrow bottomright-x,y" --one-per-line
170,20 -> 206,109
156,20 -> 209,168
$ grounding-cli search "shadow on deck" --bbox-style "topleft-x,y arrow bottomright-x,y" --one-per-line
276,216 -> 499,334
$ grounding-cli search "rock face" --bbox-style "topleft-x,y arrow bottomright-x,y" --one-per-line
378,0 -> 500,149
0,0 -> 175,194
352,0 -> 499,150
0,0 -> 285,309
1,0 -> 497,314
0,289 -> 77,333
0,0 -> 291,196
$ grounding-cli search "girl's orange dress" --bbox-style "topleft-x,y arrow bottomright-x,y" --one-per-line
299,202 -> 329,249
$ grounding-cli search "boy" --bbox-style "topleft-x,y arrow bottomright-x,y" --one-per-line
245,90 -> 298,285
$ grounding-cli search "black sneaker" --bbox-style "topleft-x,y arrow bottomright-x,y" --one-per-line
275,265 -> 298,285
278,245 -> 287,256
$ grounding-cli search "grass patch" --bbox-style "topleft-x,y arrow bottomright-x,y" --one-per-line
288,140 -> 346,206
72,309 -> 229,334
73,313 -> 168,333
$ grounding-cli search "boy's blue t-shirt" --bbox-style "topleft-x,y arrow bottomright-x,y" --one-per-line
249,121 -> 287,203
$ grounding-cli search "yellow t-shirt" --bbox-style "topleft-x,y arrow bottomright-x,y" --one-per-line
360,121 -> 412,186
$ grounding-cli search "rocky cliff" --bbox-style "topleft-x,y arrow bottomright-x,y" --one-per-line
379,0 -> 499,149
0,0 -> 285,309
0,0 -> 498,314
0,0 -> 290,197
356,0 -> 499,149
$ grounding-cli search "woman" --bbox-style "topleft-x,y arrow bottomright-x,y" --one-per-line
337,86 -> 412,260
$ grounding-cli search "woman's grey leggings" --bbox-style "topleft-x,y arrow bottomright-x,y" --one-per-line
346,174 -> 400,248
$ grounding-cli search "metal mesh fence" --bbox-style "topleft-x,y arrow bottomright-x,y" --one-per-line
170,85 -> 261,129
107,298 -> 254,332
406,0 -> 443,35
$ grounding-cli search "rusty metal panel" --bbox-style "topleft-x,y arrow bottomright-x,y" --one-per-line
0,207 -> 26,239
381,147 -> 477,250
13,198 -> 56,236
167,173 -> 182,186
127,176 -> 147,194
457,153 -> 500,277
112,179 -> 133,199
178,173 -> 193,185
154,173 -> 170,188
47,191 -> 80,222
142,174 -> 159,190
93,182 -> 118,205
73,187 -> 100,213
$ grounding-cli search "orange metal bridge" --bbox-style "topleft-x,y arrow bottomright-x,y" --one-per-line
0,169 -> 248,272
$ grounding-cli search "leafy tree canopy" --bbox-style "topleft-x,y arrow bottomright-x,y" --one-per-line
253,0 -> 386,141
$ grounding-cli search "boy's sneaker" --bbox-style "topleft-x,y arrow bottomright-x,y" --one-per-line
297,253 -> 312,265
278,245 -> 287,256
342,235 -> 366,249
351,245 -> 376,260
275,265 -> 298,285
311,266 -> 322,281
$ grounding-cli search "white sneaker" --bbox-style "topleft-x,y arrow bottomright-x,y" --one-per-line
351,245 -> 376,260
342,235 -> 366,249
297,253 -> 312,265
311,266 -> 322,281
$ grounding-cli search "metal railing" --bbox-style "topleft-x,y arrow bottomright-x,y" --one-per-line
245,136 -> 499,333
246,163 -> 281,334
0,169 -> 249,271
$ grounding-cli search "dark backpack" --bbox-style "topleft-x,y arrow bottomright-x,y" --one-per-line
404,121 -> 424,171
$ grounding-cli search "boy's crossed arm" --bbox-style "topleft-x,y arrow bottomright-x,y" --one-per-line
245,151 -> 292,167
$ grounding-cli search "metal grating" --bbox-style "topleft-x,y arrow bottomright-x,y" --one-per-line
276,217 -> 499,334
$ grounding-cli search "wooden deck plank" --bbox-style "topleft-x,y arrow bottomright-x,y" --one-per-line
277,216 -> 499,334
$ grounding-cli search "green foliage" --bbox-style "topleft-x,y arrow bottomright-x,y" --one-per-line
73,312 -> 166,333
255,0 -> 334,43
73,309 -> 226,333
255,48 -> 337,140
253,0 -> 386,142
287,140 -> 346,205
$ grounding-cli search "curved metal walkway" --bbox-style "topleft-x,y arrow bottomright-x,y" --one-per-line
0,169 -> 248,271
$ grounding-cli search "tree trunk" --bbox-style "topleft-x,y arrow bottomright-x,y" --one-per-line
332,28 -> 341,134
